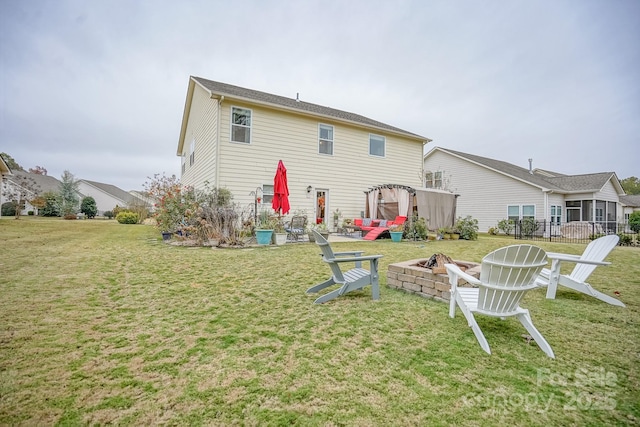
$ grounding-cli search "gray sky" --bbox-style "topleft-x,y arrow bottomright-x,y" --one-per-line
1,0 -> 638,191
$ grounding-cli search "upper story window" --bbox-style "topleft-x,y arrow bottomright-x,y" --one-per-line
318,124 -> 333,155
189,139 -> 195,166
425,171 -> 443,189
369,134 -> 385,157
231,107 -> 252,144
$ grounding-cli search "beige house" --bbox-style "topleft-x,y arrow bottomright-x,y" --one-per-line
177,77 -> 431,227
423,147 -> 626,234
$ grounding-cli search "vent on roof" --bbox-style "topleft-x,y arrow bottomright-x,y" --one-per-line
296,92 -> 300,102
528,158 -> 533,174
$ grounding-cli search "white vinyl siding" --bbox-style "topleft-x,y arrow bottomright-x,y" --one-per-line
424,149 -> 546,232
179,84 -> 219,188
318,124 -> 333,155
231,107 -> 252,144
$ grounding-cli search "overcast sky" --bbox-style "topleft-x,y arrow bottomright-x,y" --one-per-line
1,0 -> 638,191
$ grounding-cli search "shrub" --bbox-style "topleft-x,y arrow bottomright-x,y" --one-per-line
28,211 -> 34,216
497,219 -> 514,235
487,226 -> 498,235
116,211 -> 139,224
2,202 -> 17,216
629,211 -> 640,233
520,218 -> 538,237
455,215 -> 479,240
617,233 -> 632,246
63,213 -> 77,220
103,210 -> 114,219
80,196 -> 98,219
405,215 -> 427,240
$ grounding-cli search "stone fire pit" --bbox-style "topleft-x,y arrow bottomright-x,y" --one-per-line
387,258 -> 481,302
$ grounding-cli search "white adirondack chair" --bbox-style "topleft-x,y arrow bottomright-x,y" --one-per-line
536,234 -> 624,307
306,230 -> 383,304
445,244 -> 555,358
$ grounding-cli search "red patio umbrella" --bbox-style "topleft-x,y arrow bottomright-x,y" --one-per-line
272,159 -> 290,215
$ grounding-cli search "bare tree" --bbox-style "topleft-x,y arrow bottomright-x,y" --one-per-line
28,166 -> 48,175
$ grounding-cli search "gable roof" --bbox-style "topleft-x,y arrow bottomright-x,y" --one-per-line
178,76 -> 431,154
620,194 -> 640,208
8,170 -> 62,193
425,147 -> 624,195
79,179 -> 148,206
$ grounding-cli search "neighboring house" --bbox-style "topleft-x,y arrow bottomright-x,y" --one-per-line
423,147 -> 626,234
2,170 -> 62,215
77,180 -> 149,215
176,76 -> 431,227
620,194 -> 640,224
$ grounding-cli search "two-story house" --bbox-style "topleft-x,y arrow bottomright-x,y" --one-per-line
176,77 -> 431,227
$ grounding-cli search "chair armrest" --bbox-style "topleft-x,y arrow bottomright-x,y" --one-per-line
334,251 -> 365,257
547,252 -> 611,266
444,263 -> 481,288
326,254 -> 383,263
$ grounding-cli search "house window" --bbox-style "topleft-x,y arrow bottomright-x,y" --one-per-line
425,171 -> 443,189
231,107 -> 252,144
189,139 -> 195,166
522,205 -> 535,219
369,134 -> 385,157
507,205 -> 520,222
550,205 -> 562,225
434,171 -> 442,189
262,184 -> 273,205
318,124 -> 333,155
508,205 -> 535,221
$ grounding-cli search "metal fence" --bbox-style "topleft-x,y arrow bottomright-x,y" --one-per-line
513,220 -> 638,245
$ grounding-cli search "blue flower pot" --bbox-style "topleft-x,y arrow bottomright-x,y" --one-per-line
390,231 -> 403,242
256,229 -> 273,245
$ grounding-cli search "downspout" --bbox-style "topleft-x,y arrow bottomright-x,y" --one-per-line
215,95 -> 224,187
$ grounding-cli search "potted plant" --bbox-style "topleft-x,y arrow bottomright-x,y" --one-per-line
438,227 -> 450,240
312,222 -> 329,241
255,211 -> 274,245
389,224 -> 404,242
333,208 -> 341,230
272,217 -> 288,245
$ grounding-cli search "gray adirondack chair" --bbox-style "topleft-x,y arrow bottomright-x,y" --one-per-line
445,244 -> 555,358
306,230 -> 383,304
536,234 -> 624,307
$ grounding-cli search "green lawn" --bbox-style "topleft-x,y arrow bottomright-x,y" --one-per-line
1,217 -> 638,425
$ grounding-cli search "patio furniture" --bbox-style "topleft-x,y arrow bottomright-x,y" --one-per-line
284,215 -> 307,241
444,244 -> 555,358
536,235 -> 624,307
306,230 -> 383,304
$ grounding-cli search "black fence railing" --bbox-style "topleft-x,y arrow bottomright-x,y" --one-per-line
513,220 -> 638,245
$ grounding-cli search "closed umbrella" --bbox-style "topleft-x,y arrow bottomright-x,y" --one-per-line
272,159 -> 290,215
